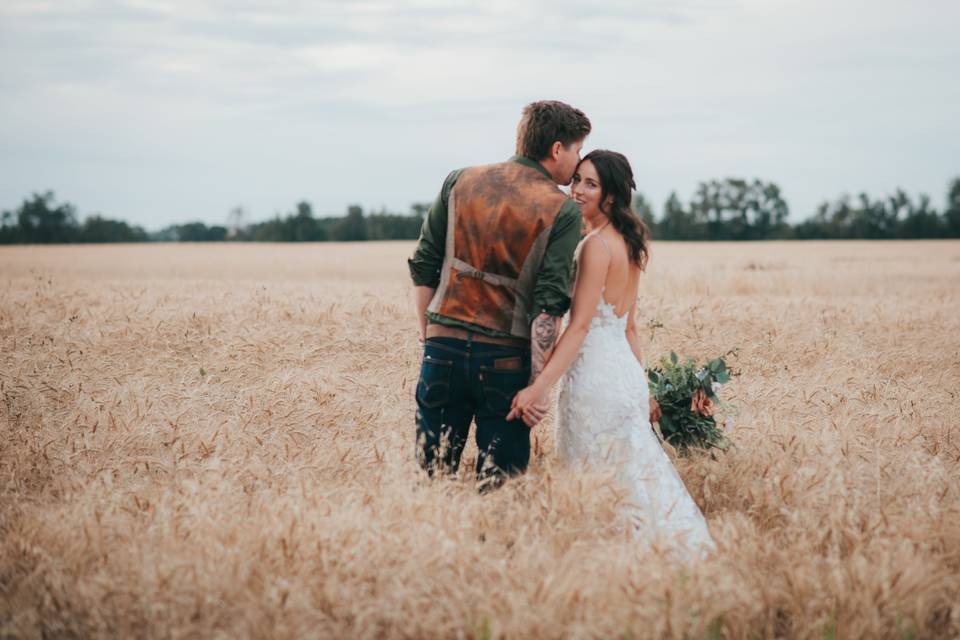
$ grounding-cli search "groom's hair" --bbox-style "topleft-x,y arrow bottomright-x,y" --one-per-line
516,101 -> 591,161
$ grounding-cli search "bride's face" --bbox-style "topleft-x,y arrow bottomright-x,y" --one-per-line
571,160 -> 607,220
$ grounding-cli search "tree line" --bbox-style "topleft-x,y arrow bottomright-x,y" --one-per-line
0,195 -> 428,244
637,177 -> 960,240
2,177 -> 959,244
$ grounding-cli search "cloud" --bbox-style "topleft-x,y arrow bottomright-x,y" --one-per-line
1,0 -> 958,227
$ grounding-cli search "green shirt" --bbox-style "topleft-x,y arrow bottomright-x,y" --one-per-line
407,155 -> 582,338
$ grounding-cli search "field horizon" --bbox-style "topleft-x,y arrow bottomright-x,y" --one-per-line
2,240 -> 959,639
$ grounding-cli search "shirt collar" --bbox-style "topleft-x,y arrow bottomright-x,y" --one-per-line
510,154 -> 553,180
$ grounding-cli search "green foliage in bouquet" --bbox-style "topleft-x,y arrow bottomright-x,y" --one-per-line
647,351 -> 735,452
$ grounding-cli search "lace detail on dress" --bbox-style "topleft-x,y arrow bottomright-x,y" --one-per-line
557,295 -> 716,555
591,296 -> 628,329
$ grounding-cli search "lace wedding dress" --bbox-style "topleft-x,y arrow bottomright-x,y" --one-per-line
557,263 -> 715,555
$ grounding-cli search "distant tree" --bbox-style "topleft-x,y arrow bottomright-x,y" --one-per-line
632,193 -> 657,235
0,209 -> 16,243
793,202 -> 833,239
333,205 -> 367,241
752,181 -> 791,239
0,191 -> 79,243
147,226 -> 178,242
690,181 -> 721,238
166,222 -> 228,241
658,192 -> 704,240
290,201 -> 327,241
79,215 -> 148,243
366,210 -> 423,240
247,214 -> 286,241
849,193 -> 891,239
0,192 -> 152,244
241,200 -> 329,241
829,197 -> 854,238
795,185 -> 957,240
688,179 -> 789,240
899,194 -> 943,238
945,177 -> 960,238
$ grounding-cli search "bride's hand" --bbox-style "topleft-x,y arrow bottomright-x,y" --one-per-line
507,382 -> 549,428
649,397 -> 662,423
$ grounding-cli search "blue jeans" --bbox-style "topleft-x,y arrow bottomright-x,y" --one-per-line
415,337 -> 531,487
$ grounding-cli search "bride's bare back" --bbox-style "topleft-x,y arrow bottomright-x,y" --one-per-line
588,225 -> 641,318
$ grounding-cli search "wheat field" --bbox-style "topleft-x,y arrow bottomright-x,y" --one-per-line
1,241 -> 959,639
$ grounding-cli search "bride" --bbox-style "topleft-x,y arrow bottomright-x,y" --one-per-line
508,150 -> 715,553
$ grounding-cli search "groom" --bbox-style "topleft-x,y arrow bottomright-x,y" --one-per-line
408,100 -> 591,488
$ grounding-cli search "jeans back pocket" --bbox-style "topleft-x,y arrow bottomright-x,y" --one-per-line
416,354 -> 454,409
479,365 -> 530,417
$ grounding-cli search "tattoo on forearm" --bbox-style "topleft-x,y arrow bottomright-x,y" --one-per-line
530,313 -> 558,382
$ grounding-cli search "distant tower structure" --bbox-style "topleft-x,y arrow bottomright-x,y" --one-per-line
227,206 -> 246,239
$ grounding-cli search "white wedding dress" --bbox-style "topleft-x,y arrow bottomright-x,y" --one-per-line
557,240 -> 715,555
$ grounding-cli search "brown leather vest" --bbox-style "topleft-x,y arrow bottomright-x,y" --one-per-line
428,160 -> 569,338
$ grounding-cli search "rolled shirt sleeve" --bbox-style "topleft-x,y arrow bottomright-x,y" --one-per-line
531,199 -> 583,320
407,170 -> 461,288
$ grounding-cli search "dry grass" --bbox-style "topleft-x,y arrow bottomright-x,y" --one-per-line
1,240 -> 959,639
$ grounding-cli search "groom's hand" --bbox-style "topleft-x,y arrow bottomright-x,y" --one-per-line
520,397 -> 549,428
507,384 -> 549,428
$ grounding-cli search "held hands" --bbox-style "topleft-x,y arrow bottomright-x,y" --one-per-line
508,387 -> 661,427
507,381 -> 550,428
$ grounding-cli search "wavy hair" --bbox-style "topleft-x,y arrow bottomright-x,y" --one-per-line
579,149 -> 651,270
515,101 -> 591,160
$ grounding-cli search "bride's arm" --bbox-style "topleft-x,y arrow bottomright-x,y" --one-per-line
507,236 -> 609,420
625,288 -> 644,363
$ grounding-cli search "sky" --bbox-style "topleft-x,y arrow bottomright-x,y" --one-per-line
1,0 -> 958,229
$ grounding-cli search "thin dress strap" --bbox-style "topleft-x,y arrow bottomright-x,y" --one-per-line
582,231 -> 615,297
592,231 -> 613,258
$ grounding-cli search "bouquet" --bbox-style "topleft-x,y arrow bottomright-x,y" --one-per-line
646,351 -> 735,452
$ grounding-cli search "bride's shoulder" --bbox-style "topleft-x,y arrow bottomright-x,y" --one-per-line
580,229 -> 613,252
576,230 -> 603,255
576,232 -> 614,272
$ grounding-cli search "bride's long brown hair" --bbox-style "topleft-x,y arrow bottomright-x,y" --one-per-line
580,149 -> 651,270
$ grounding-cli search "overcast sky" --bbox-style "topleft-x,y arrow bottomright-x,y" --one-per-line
2,0 -> 958,229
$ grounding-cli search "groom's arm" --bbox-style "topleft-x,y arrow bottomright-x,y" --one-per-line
530,313 -> 561,382
518,201 -> 581,428
521,312 -> 559,426
412,286 -> 436,343
408,170 -> 460,340
529,200 -> 582,382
